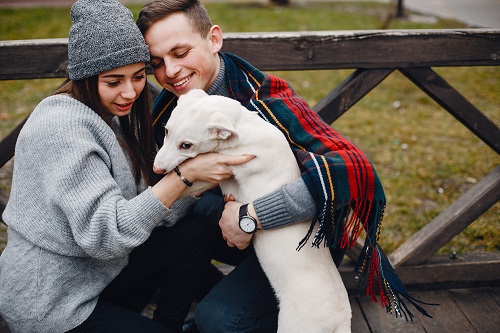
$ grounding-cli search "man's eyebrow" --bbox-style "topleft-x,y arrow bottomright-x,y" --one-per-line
101,67 -> 147,78
170,44 -> 187,52
149,43 -> 192,59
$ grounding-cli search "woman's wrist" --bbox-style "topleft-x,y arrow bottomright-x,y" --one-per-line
177,162 -> 196,183
173,165 -> 193,187
151,171 -> 189,207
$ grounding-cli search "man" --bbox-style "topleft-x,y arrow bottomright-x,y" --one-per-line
137,1 -> 428,332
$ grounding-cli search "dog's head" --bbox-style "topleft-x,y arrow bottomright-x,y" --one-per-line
153,89 -> 244,173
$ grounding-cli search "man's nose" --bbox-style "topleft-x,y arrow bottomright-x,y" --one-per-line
164,58 -> 181,78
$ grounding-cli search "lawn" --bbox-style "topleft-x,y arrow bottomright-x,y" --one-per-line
0,1 -> 498,254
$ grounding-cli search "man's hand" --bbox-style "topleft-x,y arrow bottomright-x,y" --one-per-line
219,200 -> 253,250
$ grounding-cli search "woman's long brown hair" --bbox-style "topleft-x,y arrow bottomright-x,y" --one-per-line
52,76 -> 156,186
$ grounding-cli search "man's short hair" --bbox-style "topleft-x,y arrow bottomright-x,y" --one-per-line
137,0 -> 213,37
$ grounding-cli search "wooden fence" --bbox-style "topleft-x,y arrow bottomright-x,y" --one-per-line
1,29 -> 499,289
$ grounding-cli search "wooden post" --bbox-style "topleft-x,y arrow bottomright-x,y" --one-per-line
395,0 -> 405,18
270,0 -> 289,6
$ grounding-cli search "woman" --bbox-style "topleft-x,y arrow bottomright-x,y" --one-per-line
0,1 -> 253,332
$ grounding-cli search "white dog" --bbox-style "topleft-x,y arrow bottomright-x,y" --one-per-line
154,89 -> 351,333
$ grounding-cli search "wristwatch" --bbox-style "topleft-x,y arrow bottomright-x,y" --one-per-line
238,204 -> 258,234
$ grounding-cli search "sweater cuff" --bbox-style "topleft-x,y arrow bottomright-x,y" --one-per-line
253,190 -> 293,229
159,195 -> 199,227
253,178 -> 316,230
131,187 -> 171,230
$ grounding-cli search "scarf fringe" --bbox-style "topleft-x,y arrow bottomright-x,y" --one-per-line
297,199 -> 436,321
356,244 -> 437,320
298,199 -> 377,251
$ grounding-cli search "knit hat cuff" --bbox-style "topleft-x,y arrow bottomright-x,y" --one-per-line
68,45 -> 150,81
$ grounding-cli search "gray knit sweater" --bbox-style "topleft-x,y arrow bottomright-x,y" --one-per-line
0,95 -> 196,333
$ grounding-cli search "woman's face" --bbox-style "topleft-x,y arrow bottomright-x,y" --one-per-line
98,62 -> 147,117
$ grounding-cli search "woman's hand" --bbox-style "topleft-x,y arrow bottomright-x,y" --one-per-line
179,152 -> 255,184
151,153 -> 254,208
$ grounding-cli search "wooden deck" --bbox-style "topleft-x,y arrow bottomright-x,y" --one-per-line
349,286 -> 500,333
215,264 -> 500,333
182,264 -> 500,333
1,286 -> 499,332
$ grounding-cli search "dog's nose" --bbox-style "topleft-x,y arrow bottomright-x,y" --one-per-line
153,165 -> 166,174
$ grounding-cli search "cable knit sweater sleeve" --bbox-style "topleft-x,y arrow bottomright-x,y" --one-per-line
252,177 -> 315,230
3,95 -> 194,260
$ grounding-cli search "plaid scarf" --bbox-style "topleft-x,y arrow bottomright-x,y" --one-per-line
152,52 -> 433,320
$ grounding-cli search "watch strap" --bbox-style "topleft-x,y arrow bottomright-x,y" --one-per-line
239,203 -> 250,218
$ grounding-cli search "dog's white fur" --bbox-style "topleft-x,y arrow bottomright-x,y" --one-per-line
154,89 -> 351,333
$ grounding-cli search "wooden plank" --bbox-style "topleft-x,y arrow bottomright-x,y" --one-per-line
1,29 -> 499,80
400,67 -> 500,154
0,39 -> 68,80
394,253 -> 500,289
450,288 -> 500,333
138,286 -> 500,333
390,166 -> 500,266
356,294 -> 427,332
313,68 -> 394,124
0,190 -> 8,223
355,288 -> 500,333
490,286 -> 500,306
409,290 -> 475,333
349,296 -> 371,333
341,253 -> 500,291
0,118 -> 27,168
223,29 -> 500,70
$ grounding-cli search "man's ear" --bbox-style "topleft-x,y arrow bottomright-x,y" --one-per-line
207,112 -> 238,141
209,25 -> 223,53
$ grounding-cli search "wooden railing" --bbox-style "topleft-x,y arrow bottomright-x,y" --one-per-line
1,29 -> 499,289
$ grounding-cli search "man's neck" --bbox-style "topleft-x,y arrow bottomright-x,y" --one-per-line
207,54 -> 229,97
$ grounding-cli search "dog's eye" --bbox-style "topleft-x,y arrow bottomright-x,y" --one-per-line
165,128 -> 168,137
180,142 -> 192,150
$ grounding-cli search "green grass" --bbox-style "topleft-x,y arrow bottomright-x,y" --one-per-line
0,2 -> 498,255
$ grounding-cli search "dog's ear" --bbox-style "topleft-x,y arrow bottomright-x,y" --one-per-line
208,124 -> 238,141
207,113 -> 239,141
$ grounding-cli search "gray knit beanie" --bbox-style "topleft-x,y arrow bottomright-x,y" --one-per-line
67,0 -> 150,81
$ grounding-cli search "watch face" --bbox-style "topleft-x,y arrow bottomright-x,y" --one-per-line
240,216 -> 256,233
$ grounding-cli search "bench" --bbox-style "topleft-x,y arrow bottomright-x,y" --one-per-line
1,29 -> 499,331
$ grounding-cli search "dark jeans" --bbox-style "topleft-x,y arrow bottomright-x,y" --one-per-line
195,249 -> 279,333
192,189 -> 346,333
66,299 -> 167,333
68,210 -> 215,333
195,246 -> 346,333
